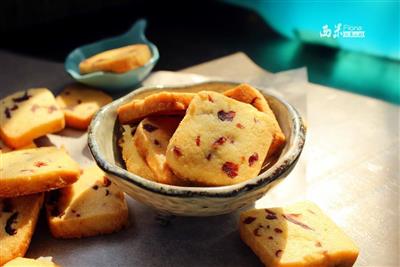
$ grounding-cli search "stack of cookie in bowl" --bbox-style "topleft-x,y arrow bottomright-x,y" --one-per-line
0,85 -> 129,266
117,83 -> 286,186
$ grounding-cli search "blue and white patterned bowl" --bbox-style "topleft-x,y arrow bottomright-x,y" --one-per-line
65,19 -> 159,91
88,81 -> 306,216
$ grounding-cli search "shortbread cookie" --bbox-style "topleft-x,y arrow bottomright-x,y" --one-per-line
0,147 -> 80,197
166,91 -> 274,186
0,194 -> 44,265
79,44 -> 151,74
0,89 -> 65,148
45,165 -> 129,238
118,92 -> 195,124
224,84 -> 285,157
0,139 -> 36,153
119,125 -> 156,181
134,116 -> 182,185
56,85 -> 112,130
239,201 -> 359,267
3,257 -> 60,267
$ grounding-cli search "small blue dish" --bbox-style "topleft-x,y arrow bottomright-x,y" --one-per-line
65,19 -> 159,91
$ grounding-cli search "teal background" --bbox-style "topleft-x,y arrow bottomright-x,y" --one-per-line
225,0 -> 400,105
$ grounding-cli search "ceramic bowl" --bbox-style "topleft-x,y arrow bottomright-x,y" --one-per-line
88,81 -> 306,216
65,19 -> 159,91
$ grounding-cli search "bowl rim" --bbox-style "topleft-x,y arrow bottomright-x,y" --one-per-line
88,81 -> 306,198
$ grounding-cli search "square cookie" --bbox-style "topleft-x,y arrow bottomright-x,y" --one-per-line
224,84 -> 285,157
166,91 -> 275,186
56,84 -> 112,130
0,89 -> 65,148
0,147 -> 80,197
45,165 -> 129,238
0,194 -> 44,265
239,201 -> 359,267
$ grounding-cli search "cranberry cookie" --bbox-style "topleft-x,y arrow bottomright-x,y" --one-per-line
79,44 -> 151,74
0,194 -> 44,265
166,91 -> 275,186
239,201 -> 359,267
0,89 -> 65,148
134,116 -> 183,185
45,165 -> 129,239
119,125 -> 156,181
224,84 -> 285,157
0,147 -> 80,197
56,84 -> 112,130
118,92 -> 195,124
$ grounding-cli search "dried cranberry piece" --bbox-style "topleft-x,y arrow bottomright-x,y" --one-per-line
103,177 -> 112,187
274,228 -> 283,233
92,185 -> 99,190
250,97 -> 259,105
243,216 -> 256,224
236,123 -> 244,129
10,105 -> 18,111
105,189 -> 110,196
77,99 -> 82,104
5,212 -> 19,235
265,209 -> 276,215
266,214 -> 277,220
12,91 -> 31,102
217,110 -> 236,121
282,213 -> 314,230
143,123 -> 158,132
222,162 -> 239,178
248,153 -> 259,167
34,161 -> 47,167
195,136 -> 201,146
64,91 -> 70,95
154,139 -> 160,146
206,153 -> 212,161
253,227 -> 262,236
275,249 -> 283,257
173,146 -> 183,157
207,95 -> 214,102
212,136 -> 227,148
4,107 -> 11,119
268,236 -> 273,240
